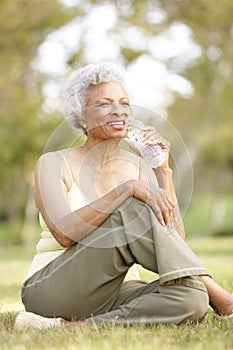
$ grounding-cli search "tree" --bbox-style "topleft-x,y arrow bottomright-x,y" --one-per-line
1,0 -> 232,242
0,0 -> 77,239
56,0 -> 233,194
164,0 -> 233,193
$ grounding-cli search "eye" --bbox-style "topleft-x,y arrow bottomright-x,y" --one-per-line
121,101 -> 130,107
97,102 -> 111,108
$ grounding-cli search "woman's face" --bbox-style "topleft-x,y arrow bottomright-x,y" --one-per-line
82,81 -> 131,140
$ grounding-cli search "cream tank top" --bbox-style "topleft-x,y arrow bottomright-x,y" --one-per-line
25,152 -> 140,281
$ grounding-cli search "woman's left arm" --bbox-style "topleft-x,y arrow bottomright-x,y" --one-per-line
139,126 -> 185,239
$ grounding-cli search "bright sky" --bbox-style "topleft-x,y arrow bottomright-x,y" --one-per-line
34,1 -> 202,118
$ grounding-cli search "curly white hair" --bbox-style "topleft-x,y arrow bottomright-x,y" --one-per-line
62,62 -> 126,131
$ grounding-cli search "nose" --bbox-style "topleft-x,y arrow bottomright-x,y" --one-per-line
110,102 -> 129,117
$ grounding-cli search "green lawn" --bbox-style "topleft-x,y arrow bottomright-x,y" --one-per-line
0,237 -> 233,350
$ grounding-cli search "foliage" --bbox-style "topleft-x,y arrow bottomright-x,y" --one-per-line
0,0 -> 77,222
0,0 -> 232,241
166,0 -> 233,193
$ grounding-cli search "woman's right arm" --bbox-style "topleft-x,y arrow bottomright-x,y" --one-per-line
34,152 -> 135,247
35,152 -> 170,247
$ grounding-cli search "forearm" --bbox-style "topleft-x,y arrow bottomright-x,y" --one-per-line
153,167 -> 185,239
54,181 -> 134,244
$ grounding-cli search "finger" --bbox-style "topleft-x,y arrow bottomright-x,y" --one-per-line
143,137 -> 169,151
144,126 -> 156,133
160,197 -> 175,226
169,208 -> 176,229
158,213 -> 166,226
153,204 -> 166,226
143,131 -> 160,142
171,211 -> 178,229
170,207 -> 179,229
165,196 -> 175,210
156,192 -> 175,228
143,128 -> 169,148
162,209 -> 171,227
155,196 -> 170,226
145,137 -> 170,150
158,197 -> 171,213
165,204 -> 175,226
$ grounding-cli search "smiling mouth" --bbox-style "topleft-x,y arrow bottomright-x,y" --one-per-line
105,120 -> 126,126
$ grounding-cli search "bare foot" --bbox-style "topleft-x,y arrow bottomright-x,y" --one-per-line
201,276 -> 233,316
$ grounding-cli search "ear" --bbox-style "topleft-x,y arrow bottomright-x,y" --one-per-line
79,118 -> 87,130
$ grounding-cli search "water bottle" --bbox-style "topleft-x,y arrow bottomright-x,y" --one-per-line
126,116 -> 165,168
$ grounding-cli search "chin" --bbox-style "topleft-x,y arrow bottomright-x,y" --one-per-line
102,127 -> 127,140
110,131 -> 126,140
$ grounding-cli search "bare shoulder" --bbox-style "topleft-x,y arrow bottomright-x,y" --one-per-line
36,148 -> 76,167
35,149 -> 74,188
35,150 -> 62,171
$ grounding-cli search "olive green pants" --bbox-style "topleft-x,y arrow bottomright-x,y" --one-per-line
22,198 -> 209,326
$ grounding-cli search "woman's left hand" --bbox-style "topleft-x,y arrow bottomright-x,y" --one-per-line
143,126 -> 170,169
126,126 -> 170,169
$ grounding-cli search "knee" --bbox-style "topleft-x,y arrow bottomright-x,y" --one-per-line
117,197 -> 148,212
182,288 -> 209,322
117,197 -> 153,224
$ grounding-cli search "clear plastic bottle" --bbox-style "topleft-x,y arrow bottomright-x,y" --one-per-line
126,116 -> 165,168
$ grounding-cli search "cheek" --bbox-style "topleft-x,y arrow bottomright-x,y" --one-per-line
85,111 -> 108,130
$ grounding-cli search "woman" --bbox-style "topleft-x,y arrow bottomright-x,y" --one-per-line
15,62 -> 233,330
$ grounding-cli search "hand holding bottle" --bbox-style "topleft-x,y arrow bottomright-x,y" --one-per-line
126,117 -> 170,169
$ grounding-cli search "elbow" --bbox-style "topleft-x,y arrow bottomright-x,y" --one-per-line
49,225 -> 75,248
58,236 -> 75,248
37,210 -> 77,247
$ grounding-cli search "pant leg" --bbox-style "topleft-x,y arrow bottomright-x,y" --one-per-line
22,242 -> 130,320
85,279 -> 209,327
115,197 -> 210,284
22,197 -> 210,321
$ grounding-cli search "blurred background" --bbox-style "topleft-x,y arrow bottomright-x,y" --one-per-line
0,0 -> 232,246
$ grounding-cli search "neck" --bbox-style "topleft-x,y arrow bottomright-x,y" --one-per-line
80,137 -> 122,163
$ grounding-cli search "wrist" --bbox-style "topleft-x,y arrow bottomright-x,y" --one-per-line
154,167 -> 173,190
154,166 -> 172,175
121,180 -> 135,198
129,179 -> 136,197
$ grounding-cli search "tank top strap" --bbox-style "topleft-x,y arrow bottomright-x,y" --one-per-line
57,150 -> 74,184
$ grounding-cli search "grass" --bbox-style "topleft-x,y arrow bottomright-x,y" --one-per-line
183,194 -> 233,237
0,237 -> 233,350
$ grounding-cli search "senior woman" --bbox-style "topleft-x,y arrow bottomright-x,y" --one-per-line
15,62 -> 233,330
